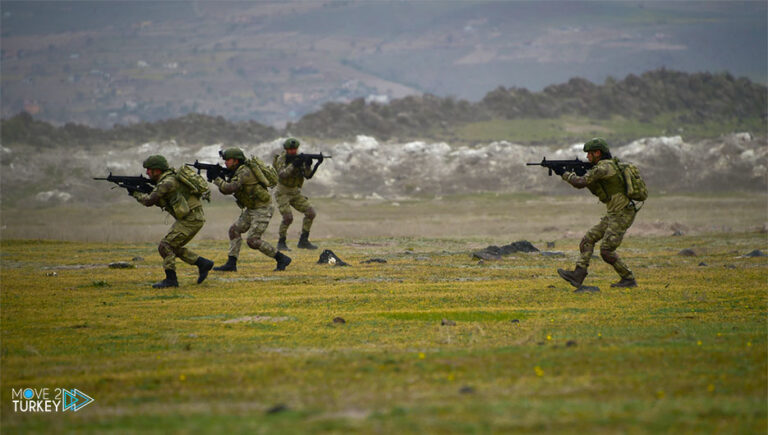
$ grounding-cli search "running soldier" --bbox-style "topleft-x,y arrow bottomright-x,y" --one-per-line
212,148 -> 292,272
132,155 -> 214,288
556,138 -> 639,289
273,138 -> 319,250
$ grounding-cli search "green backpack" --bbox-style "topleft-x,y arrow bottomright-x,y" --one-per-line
175,165 -> 212,202
246,156 -> 278,188
614,159 -> 648,202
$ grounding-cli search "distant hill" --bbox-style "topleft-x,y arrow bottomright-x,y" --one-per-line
2,69 -> 765,148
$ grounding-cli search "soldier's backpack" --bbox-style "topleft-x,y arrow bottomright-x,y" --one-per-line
175,165 -> 212,201
245,156 -> 279,188
613,159 -> 648,202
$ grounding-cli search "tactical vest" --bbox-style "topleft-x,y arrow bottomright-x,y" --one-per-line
232,164 -> 271,209
274,152 -> 305,188
587,159 -> 626,204
154,170 -> 202,219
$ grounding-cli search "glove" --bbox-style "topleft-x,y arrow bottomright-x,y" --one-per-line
553,166 -> 565,176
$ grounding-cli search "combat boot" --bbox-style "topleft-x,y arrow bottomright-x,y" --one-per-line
557,266 -> 588,288
213,255 -> 237,272
610,277 -> 638,288
274,252 -> 292,271
277,237 -> 291,252
297,231 -> 318,250
195,257 -> 214,284
153,269 -> 179,288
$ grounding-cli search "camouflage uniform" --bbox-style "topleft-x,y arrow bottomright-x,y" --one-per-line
273,151 -> 316,238
132,169 -> 205,271
214,163 -> 278,259
562,159 -> 636,280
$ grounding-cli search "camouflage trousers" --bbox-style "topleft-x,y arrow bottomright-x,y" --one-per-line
228,205 -> 277,259
576,205 -> 636,279
275,186 -> 315,238
159,207 -> 205,271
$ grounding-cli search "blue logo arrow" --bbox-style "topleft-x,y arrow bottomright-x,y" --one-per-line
62,389 -> 94,412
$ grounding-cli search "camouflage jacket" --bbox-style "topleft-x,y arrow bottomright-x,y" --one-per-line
133,169 -> 202,219
562,159 -> 630,214
273,151 -> 310,189
214,163 -> 271,209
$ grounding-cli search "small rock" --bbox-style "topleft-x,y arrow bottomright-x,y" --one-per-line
458,386 -> 475,394
441,318 -> 456,326
566,340 -> 577,347
546,241 -> 555,248
541,251 -> 565,257
266,404 -> 288,414
678,248 -> 696,257
108,262 -> 135,269
547,285 -> 556,289
743,249 -> 767,257
510,319 -> 520,324
472,251 -> 501,261
574,286 -> 600,293
45,271 -> 58,277
360,258 -> 387,264
131,256 -> 144,261
415,256 -> 430,261
672,230 -> 684,236
698,262 -> 707,266
333,317 -> 346,324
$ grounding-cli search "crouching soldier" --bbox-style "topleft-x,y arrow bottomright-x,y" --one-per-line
273,138 -> 319,250
212,148 -> 292,272
132,155 -> 214,288
557,138 -> 638,289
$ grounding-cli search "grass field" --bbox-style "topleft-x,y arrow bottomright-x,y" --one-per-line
1,194 -> 766,433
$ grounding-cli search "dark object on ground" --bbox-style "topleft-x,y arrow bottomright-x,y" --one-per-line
678,248 -> 697,256
743,249 -> 767,257
566,340 -> 577,347
510,319 -> 520,323
360,258 -> 387,264
541,251 -> 565,257
574,285 -> 600,293
441,318 -> 456,326
472,240 -> 539,260
266,404 -> 288,414
108,262 -> 134,269
558,266 -> 588,288
333,317 -> 346,324
546,241 -> 556,248
698,262 -> 708,266
672,230 -> 684,236
131,256 -> 144,261
459,386 -> 475,394
318,249 -> 349,266
610,278 -> 637,288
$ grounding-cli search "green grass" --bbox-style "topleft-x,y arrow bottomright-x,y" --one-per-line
1,228 -> 766,433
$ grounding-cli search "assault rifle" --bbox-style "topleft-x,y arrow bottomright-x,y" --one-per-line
94,173 -> 154,194
526,157 -> 593,176
186,160 -> 233,182
286,153 -> 332,179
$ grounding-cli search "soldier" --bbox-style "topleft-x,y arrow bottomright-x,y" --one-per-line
212,148 -> 292,272
273,138 -> 319,250
556,138 -> 638,288
132,155 -> 214,288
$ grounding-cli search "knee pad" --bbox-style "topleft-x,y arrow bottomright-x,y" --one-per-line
282,213 -> 294,226
304,208 -> 316,220
158,241 -> 173,258
228,224 -> 241,240
600,248 -> 618,264
247,237 -> 263,250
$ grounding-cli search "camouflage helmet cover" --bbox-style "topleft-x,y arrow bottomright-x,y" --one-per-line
583,137 -> 610,154
221,147 -> 246,161
142,154 -> 169,170
283,138 -> 300,149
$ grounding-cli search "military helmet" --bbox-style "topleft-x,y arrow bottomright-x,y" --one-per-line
221,147 -> 246,161
583,137 -> 610,154
283,138 -> 300,149
142,154 -> 169,170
